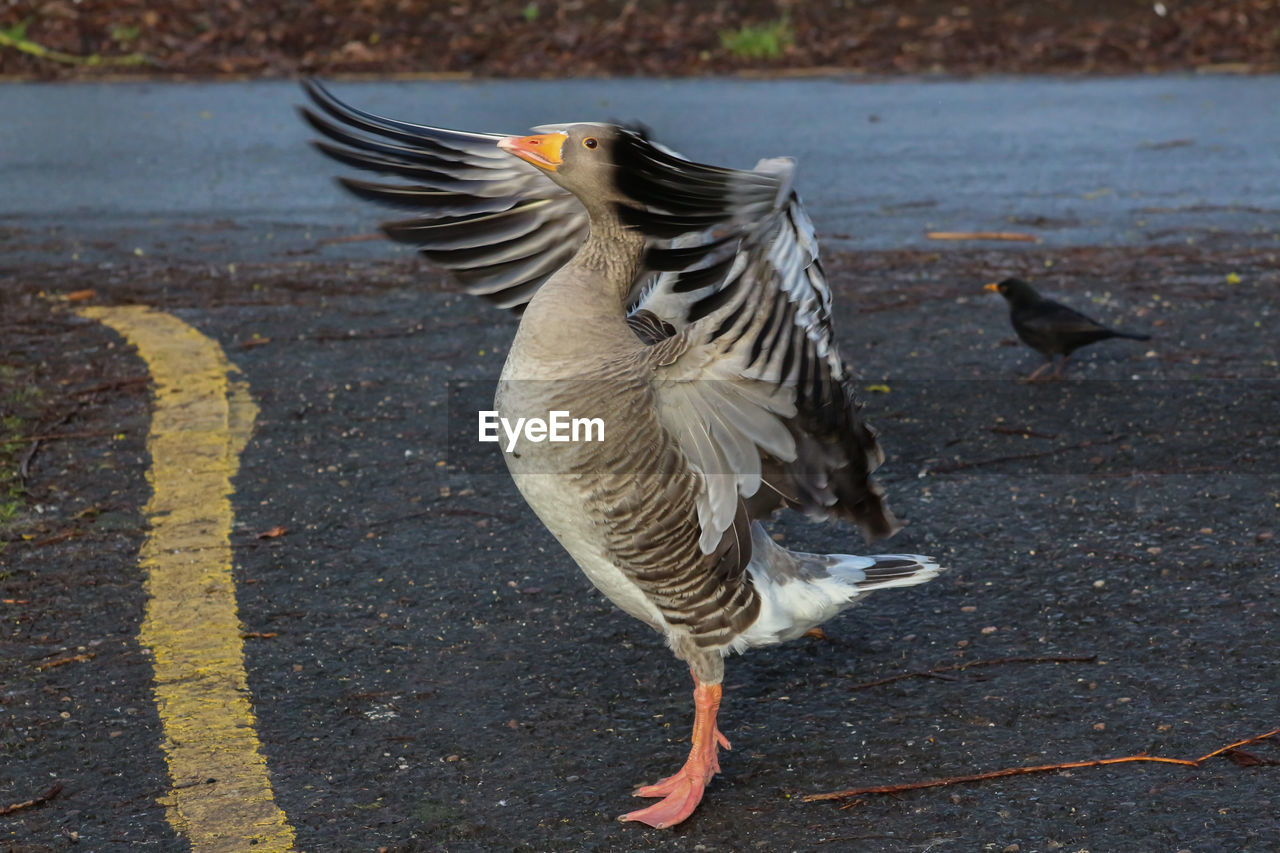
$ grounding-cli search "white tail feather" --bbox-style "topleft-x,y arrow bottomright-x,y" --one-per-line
730,526 -> 942,652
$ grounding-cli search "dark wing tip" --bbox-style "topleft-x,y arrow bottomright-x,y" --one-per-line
300,77 -> 338,108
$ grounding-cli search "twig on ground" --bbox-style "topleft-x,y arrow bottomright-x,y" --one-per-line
1194,730 -> 1280,763
804,729 -> 1280,803
987,426 -> 1059,439
926,231 -> 1039,242
364,506 -> 513,528
24,530 -> 84,548
848,654 -> 1099,691
34,652 -> 95,671
17,412 -> 75,480
927,433 -> 1130,474
0,782 -> 64,816
69,376 -> 150,396
18,438 -> 40,480
10,429 -> 123,443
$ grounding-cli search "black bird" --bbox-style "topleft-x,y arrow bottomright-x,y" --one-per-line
985,278 -> 1151,380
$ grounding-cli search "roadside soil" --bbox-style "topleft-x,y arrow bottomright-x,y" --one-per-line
2,0 -> 1277,79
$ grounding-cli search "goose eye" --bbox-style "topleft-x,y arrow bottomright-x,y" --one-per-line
582,137 -> 598,149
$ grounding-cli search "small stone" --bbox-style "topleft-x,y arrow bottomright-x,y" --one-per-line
1093,722 -> 1106,731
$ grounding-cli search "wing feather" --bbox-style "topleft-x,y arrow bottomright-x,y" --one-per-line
301,79 -> 589,309
303,81 -> 898,548
640,161 -> 898,545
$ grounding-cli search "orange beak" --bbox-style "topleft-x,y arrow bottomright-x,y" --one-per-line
984,282 -> 1000,292
497,132 -> 567,171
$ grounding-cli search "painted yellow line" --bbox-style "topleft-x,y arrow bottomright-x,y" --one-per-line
79,306 -> 296,852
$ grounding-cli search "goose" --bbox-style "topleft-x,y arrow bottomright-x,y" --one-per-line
301,80 -> 943,828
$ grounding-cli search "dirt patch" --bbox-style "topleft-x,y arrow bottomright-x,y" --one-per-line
2,0 -> 1276,79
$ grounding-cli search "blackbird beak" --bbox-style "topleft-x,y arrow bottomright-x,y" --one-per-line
984,282 -> 1000,292
497,132 -> 567,171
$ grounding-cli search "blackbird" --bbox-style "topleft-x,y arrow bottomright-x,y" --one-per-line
985,278 -> 1151,380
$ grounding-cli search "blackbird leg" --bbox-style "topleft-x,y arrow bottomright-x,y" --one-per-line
1025,360 -> 1055,382
1050,353 -> 1069,379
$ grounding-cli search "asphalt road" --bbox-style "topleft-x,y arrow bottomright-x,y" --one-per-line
2,77 -> 1278,852
3,75 -> 1280,264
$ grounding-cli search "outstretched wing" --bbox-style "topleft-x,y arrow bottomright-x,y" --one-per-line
303,81 -> 792,311
300,79 -> 590,309
635,163 -> 898,552
301,81 -> 897,550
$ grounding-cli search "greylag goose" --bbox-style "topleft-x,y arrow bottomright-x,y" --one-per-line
301,80 -> 943,828
985,278 -> 1151,380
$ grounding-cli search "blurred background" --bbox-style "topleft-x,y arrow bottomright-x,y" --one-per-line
2,0 -> 1276,78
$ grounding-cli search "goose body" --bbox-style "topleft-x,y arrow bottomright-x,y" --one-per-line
303,82 -> 943,827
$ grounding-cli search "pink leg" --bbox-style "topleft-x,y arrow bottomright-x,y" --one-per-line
1025,361 -> 1054,382
619,676 -> 730,828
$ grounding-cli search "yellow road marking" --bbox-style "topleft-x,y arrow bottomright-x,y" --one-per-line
79,306 -> 296,852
